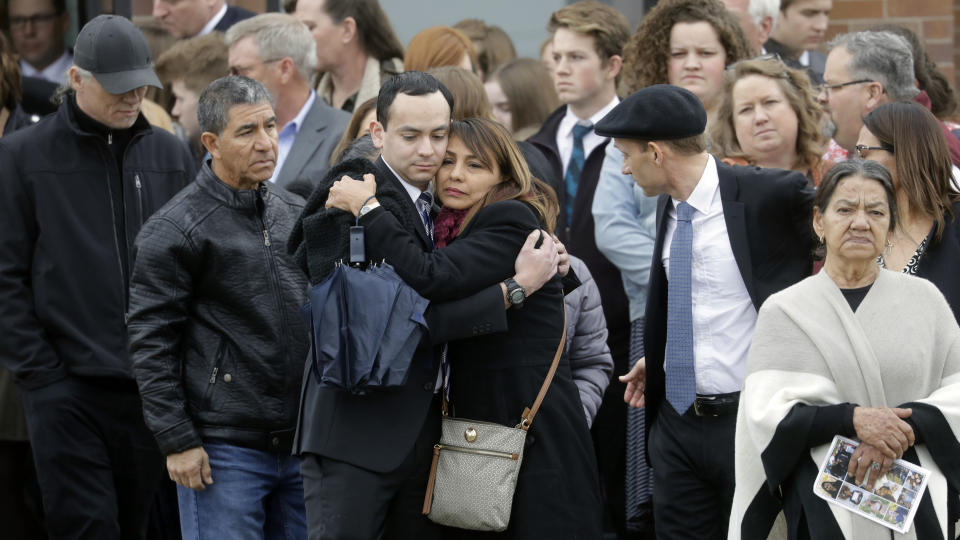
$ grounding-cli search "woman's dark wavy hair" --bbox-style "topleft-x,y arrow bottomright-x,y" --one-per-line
322,0 -> 404,61
621,0 -> 752,95
862,102 -> 959,242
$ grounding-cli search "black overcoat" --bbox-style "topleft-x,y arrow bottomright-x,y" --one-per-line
362,198 -> 603,539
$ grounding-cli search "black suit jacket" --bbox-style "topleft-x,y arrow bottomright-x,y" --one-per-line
916,201 -> 960,323
213,6 -> 255,33
643,160 -> 815,450
527,107 -> 629,338
292,157 -> 507,473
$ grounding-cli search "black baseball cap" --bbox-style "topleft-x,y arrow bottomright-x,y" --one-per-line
73,15 -> 162,94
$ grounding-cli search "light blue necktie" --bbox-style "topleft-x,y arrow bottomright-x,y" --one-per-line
416,191 -> 434,247
564,123 -> 592,225
665,201 -> 696,414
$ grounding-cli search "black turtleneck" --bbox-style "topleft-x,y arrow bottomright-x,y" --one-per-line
68,95 -> 136,283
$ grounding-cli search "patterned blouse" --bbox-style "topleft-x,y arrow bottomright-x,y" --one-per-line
878,234 -> 930,275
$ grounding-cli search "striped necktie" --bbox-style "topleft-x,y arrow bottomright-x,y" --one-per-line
416,191 -> 434,247
564,122 -> 592,225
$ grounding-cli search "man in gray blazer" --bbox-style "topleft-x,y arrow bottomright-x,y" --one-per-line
226,13 -> 349,190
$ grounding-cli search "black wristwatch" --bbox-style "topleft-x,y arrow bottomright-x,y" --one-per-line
504,277 -> 526,308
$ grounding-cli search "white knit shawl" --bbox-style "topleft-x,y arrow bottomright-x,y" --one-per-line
730,269 -> 960,540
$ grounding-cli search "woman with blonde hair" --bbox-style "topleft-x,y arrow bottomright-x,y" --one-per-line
485,58 -> 560,140
403,26 -> 477,74
426,66 -> 492,120
711,56 -> 827,184
327,117 -> 602,538
621,0 -> 751,128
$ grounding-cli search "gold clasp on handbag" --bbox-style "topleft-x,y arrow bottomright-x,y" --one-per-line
464,427 -> 478,443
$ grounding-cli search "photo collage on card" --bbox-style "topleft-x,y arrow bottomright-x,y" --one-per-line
812,436 -> 924,533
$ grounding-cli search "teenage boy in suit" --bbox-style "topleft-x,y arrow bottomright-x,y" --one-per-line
527,2 -> 641,535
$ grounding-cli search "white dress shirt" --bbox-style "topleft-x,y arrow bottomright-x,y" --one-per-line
556,96 -> 619,172
269,90 -> 316,184
198,3 -> 228,37
20,50 -> 72,85
661,156 -> 757,395
381,158 -> 431,206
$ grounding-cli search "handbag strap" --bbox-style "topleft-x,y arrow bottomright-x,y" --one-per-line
440,302 -> 567,431
518,308 -> 566,431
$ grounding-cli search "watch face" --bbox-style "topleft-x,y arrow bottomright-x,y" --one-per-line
509,289 -> 525,304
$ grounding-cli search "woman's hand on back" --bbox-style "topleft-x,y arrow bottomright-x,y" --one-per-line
852,406 -> 915,459
513,230 -> 559,295
326,173 -> 378,216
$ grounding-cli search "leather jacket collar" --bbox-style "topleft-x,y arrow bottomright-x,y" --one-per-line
196,160 -> 266,211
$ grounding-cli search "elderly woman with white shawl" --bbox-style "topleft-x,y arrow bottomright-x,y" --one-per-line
730,160 -> 960,540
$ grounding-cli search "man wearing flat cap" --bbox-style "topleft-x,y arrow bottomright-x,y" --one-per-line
0,14 -> 196,539
609,84 -> 815,539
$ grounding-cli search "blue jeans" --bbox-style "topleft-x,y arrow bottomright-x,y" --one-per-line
177,442 -> 306,540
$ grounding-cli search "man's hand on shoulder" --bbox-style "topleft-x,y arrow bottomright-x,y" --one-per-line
167,446 -> 213,491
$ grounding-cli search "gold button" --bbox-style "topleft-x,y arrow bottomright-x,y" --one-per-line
464,427 -> 478,443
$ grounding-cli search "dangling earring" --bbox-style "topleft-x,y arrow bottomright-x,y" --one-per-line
818,235 -> 824,245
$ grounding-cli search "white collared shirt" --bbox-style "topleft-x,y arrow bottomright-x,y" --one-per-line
20,50 -> 72,85
556,96 -> 619,172
269,90 -> 316,183
197,3 -> 227,37
661,156 -> 757,395
382,158 -> 431,205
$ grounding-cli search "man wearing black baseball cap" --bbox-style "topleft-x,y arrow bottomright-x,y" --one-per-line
0,14 -> 196,539
605,85 -> 815,539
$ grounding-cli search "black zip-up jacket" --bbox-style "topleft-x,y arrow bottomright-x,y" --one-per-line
0,99 -> 195,390
127,163 -> 309,455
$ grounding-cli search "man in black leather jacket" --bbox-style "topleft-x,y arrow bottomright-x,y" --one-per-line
127,76 -> 310,538
0,15 -> 196,539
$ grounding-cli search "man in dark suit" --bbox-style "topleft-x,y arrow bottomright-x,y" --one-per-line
292,71 -> 565,540
153,0 -> 254,39
607,85 -> 815,540
226,13 -> 349,190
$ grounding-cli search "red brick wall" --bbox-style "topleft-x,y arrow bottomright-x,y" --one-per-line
825,0 -> 956,95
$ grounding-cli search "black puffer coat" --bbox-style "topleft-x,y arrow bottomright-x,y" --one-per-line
128,164 -> 309,455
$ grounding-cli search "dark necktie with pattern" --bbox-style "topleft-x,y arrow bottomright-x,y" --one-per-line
416,191 -> 434,248
564,122 -> 593,225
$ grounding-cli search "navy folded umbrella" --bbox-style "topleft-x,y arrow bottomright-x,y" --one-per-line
302,262 -> 429,394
